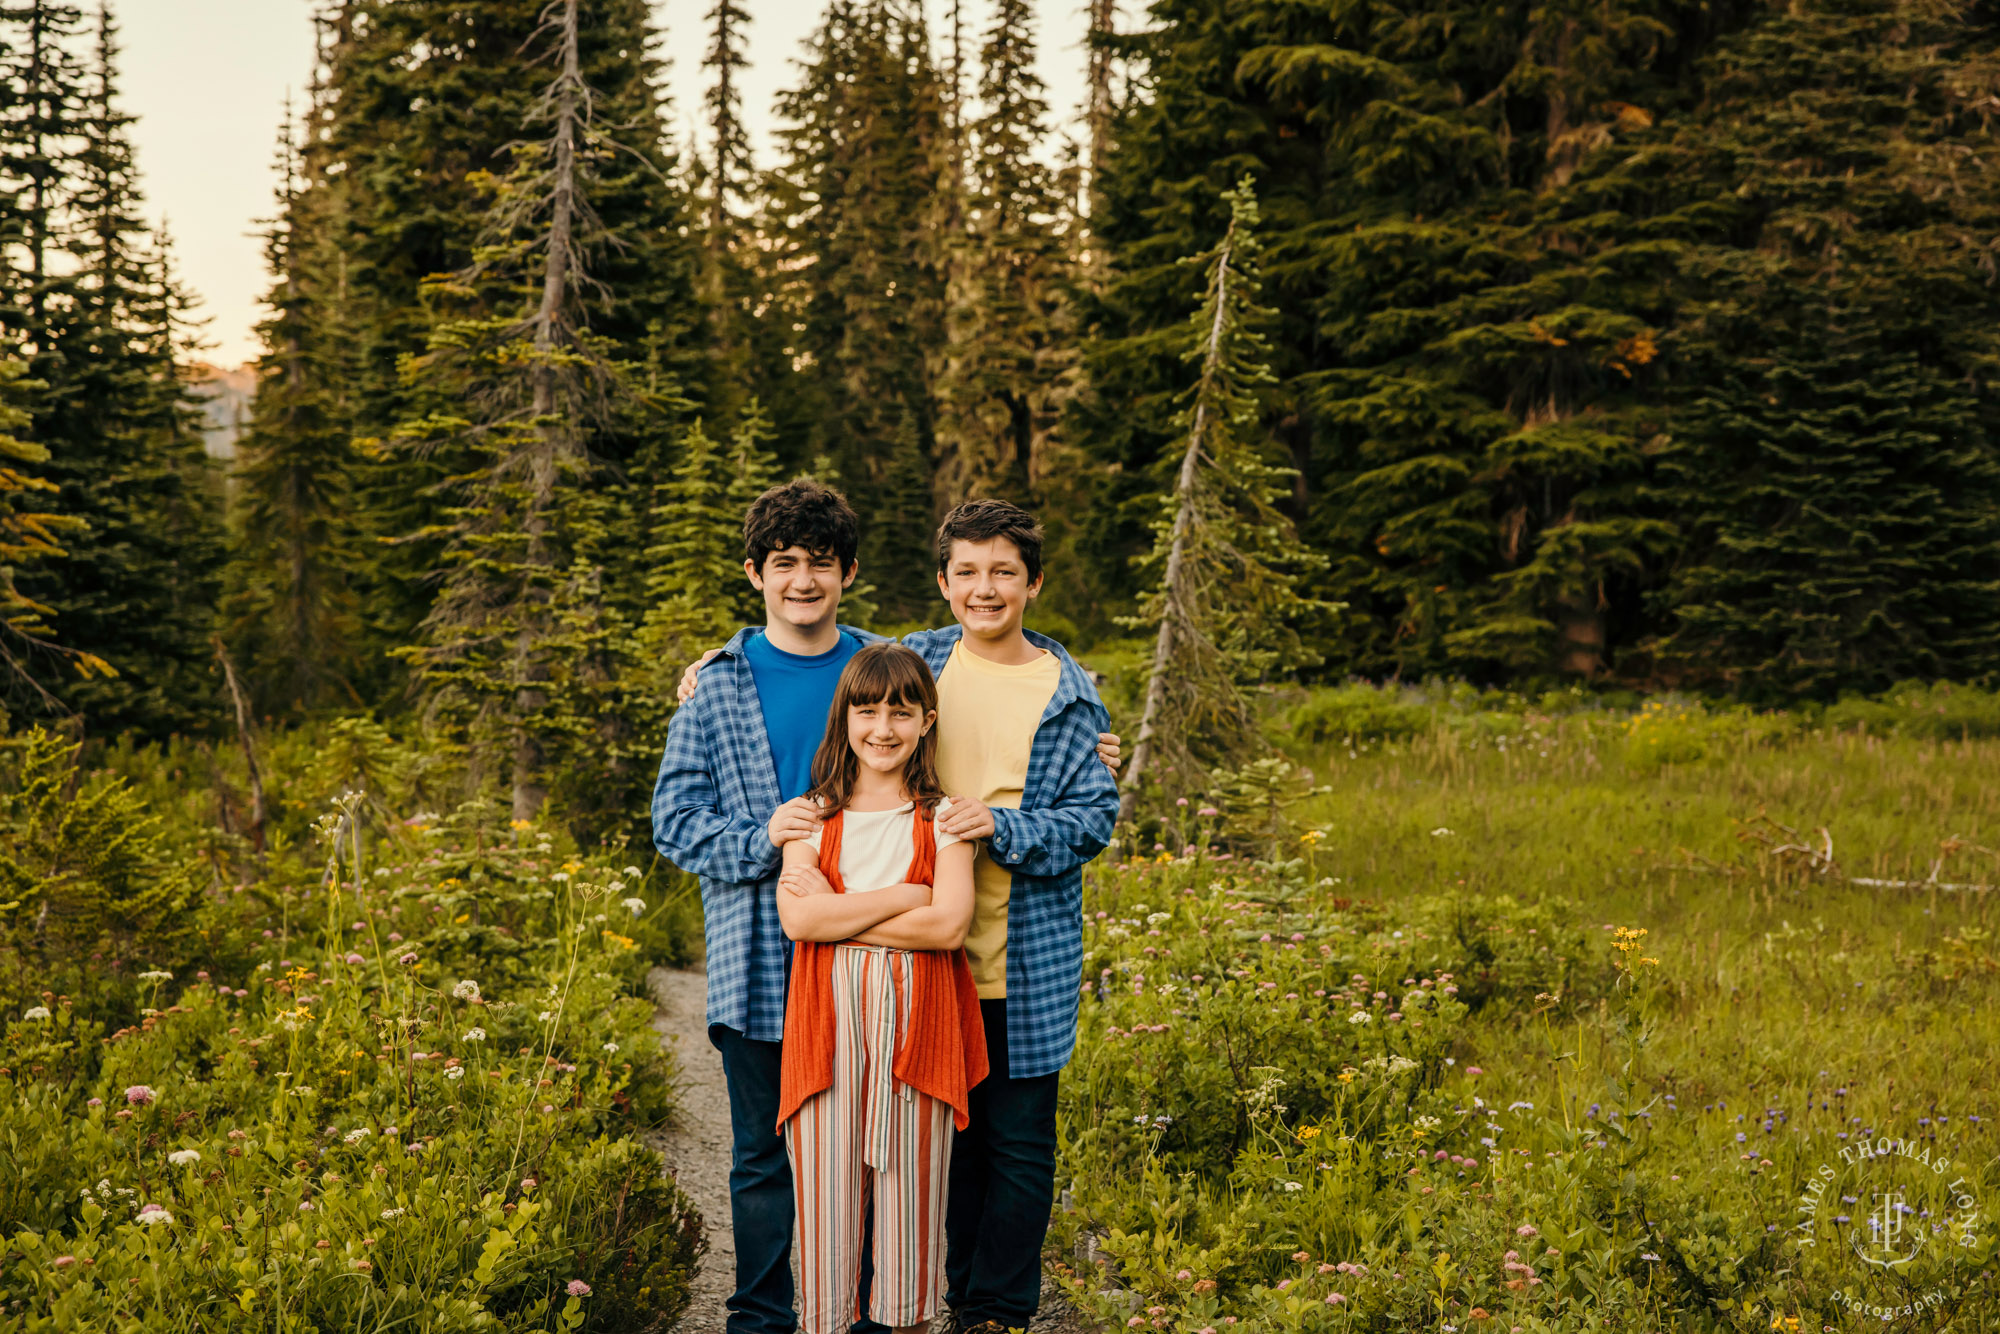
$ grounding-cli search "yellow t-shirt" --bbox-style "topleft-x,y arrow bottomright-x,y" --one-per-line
934,640 -> 1060,998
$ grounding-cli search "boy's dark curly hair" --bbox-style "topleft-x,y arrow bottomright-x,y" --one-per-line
934,498 -> 1044,582
742,480 -> 860,573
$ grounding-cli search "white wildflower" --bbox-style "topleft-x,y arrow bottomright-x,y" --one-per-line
463,1027 -> 487,1042
550,871 -> 570,883
135,1204 -> 174,1226
602,1041 -> 619,1053
621,897 -> 646,917
287,1086 -> 315,1098
1429,827 -> 1454,838
451,980 -> 482,1002
1347,1010 -> 1372,1025
22,1006 -> 51,1021
538,1011 -> 555,1022
445,1067 -> 466,1081
137,970 -> 173,983
380,1208 -> 406,1220
1243,1067 -> 1288,1120
343,1128 -> 372,1144
1281,1181 -> 1304,1193
1145,912 -> 1170,928
1362,1054 -> 1419,1078
167,1150 -> 201,1167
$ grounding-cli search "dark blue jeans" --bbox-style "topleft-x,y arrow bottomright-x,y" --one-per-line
711,1023 -> 891,1334
945,1000 -> 1061,1328
711,1024 -> 795,1334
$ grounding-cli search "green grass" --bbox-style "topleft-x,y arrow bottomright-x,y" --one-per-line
1303,715 -> 2000,1136
1055,689 -> 2000,1330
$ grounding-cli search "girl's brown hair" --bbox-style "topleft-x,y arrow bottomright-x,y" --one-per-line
805,643 -> 947,814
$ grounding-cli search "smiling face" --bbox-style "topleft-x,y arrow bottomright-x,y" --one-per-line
846,695 -> 936,781
937,536 -> 1043,645
747,545 -> 854,634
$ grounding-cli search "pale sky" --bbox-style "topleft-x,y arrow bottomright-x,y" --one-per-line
121,0 -> 1100,368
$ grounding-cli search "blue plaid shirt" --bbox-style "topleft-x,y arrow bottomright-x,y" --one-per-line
650,625 -> 885,1043
904,626 -> 1119,1079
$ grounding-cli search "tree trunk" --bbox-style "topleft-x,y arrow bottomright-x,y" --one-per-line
212,637 -> 268,857
1086,0 -> 1117,200
512,0 -> 584,823
1120,237 -> 1233,820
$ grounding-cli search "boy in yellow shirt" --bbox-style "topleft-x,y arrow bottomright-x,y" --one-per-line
905,501 -> 1118,1334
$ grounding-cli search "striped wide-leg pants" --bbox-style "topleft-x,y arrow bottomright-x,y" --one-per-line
785,945 -> 954,1334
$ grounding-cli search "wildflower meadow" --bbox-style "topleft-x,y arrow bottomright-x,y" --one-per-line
5,681 -> 1999,1332
1051,680 -> 2000,1333
0,730 -> 703,1332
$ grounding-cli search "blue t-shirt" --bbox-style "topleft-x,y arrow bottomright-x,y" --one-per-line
742,629 -> 864,801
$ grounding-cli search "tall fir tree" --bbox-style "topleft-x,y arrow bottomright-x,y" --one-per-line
304,0 -> 704,673
4,2 -> 223,735
1078,0 -> 1723,673
394,0 -> 660,818
765,0 -> 952,619
1643,3 -> 2000,694
221,101 -> 364,715
935,0 -> 1077,504
1119,180 -> 1326,816
0,356 -> 99,696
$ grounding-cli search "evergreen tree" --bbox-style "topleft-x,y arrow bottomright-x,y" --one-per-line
702,0 -> 752,252
1645,3 -> 2000,694
639,416 -> 757,657
394,0 -> 650,818
1079,0 -> 1717,673
221,102 -> 364,714
4,3 -> 224,735
1120,180 -> 1326,817
0,357 -> 100,696
308,0 -> 704,667
935,0 -> 1076,503
765,0 -> 952,618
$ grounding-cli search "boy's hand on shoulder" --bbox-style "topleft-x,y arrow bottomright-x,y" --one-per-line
676,648 -> 724,703
780,865 -> 833,897
767,796 -> 822,847
937,797 -> 996,841
1097,732 -> 1122,772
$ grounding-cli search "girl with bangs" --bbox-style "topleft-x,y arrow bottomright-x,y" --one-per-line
773,642 -> 988,1334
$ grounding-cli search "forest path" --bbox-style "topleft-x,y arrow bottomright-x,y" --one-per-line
648,967 -> 735,1334
646,966 -> 1089,1334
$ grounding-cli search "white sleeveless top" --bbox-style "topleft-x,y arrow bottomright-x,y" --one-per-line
803,799 -> 963,894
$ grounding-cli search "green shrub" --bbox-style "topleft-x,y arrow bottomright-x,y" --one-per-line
0,756 -> 704,1331
1823,681 -> 2000,740
1282,685 -> 1438,746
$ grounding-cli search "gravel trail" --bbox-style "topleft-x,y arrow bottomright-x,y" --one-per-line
646,966 -> 1089,1334
647,967 -> 735,1334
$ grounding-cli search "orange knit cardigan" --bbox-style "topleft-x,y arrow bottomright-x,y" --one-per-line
775,805 -> 989,1131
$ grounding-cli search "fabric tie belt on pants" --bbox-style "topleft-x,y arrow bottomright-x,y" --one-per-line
839,942 -> 916,1171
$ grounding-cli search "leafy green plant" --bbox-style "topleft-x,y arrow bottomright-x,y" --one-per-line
0,751 -> 704,1331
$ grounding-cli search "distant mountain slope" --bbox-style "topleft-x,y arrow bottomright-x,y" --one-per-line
187,361 -> 255,460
